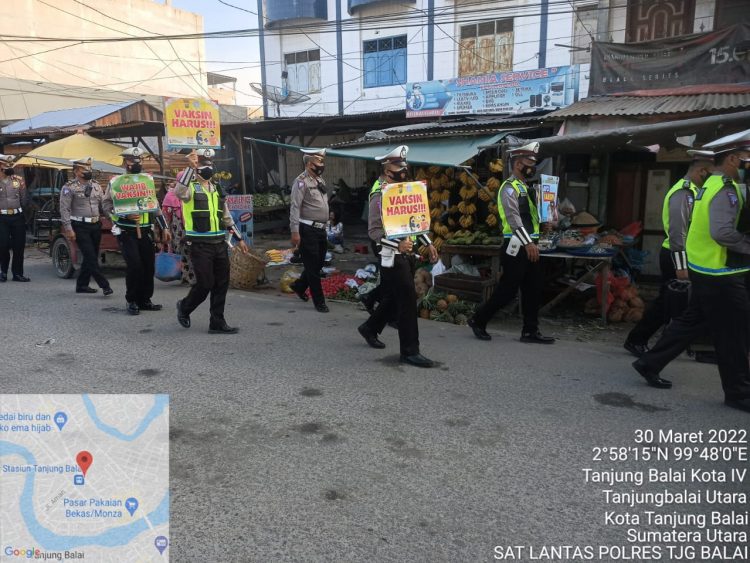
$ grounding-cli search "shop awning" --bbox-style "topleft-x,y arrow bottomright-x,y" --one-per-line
246,132 -> 511,168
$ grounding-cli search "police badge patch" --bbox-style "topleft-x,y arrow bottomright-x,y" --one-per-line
727,190 -> 739,208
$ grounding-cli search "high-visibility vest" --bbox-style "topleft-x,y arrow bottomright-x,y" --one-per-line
662,178 -> 696,250
686,174 -> 750,276
182,182 -> 225,241
498,177 -> 539,238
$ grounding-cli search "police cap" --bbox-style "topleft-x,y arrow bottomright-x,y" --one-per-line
375,145 -> 408,167
703,128 -> 750,155
508,142 -> 540,162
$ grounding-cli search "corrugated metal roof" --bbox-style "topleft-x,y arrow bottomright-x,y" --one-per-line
2,101 -> 136,134
546,93 -> 750,118
380,113 -> 547,135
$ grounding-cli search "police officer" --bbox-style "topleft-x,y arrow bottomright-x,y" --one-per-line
175,149 -> 249,334
60,157 -> 112,295
357,146 -> 438,368
289,148 -> 330,312
468,142 -> 554,344
102,147 -> 171,315
0,154 -> 29,282
623,150 -> 714,356
634,129 -> 750,412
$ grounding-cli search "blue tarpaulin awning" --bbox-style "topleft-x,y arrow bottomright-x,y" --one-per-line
245,132 -> 511,168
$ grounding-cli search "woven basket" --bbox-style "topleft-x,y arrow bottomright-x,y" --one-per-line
229,248 -> 268,290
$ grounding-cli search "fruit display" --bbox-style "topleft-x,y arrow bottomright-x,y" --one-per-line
417,290 -> 476,325
414,268 -> 432,299
584,276 -> 646,322
253,192 -> 286,208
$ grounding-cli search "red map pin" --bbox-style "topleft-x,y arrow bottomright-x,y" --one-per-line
76,451 -> 93,476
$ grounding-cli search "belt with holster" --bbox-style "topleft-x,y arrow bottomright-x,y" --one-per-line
299,219 -> 326,229
71,216 -> 100,223
0,208 -> 22,215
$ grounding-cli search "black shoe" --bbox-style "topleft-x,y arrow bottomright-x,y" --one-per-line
358,323 -> 385,349
138,301 -> 162,311
12,275 -> 30,282
102,287 -> 113,296
315,304 -> 330,313
176,300 -> 190,328
468,318 -> 491,340
624,340 -> 649,357
76,287 -> 98,294
127,302 -> 140,316
724,397 -> 750,413
400,353 -> 435,368
0,272 -> 6,282
291,282 -> 309,302
208,322 -> 238,334
520,331 -> 555,344
632,359 -> 672,389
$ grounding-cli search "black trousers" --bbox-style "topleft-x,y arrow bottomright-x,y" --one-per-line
180,241 -> 229,326
641,272 -> 750,401
627,247 -> 678,345
363,254 -> 420,356
117,229 -> 155,305
295,223 -> 327,306
0,213 -> 26,275
472,244 -> 542,333
72,221 -> 109,290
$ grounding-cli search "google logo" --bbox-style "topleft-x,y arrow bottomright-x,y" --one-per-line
3,546 -> 40,558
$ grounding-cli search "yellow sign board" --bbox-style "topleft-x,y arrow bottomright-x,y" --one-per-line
164,97 -> 221,150
380,181 -> 431,239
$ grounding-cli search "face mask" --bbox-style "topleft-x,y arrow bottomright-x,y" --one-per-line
128,162 -> 142,174
388,169 -> 408,182
522,165 -> 537,179
81,171 -> 93,181
198,167 -> 214,180
3,168 -> 13,176
312,165 -> 325,176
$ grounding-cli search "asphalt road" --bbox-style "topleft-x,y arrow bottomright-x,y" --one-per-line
1,254 -> 747,562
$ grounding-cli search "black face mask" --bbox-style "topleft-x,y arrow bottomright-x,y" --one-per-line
522,165 -> 537,179
3,168 -> 14,176
81,171 -> 93,181
311,165 -> 325,176
128,162 -> 142,174
388,170 -> 408,183
198,167 -> 214,180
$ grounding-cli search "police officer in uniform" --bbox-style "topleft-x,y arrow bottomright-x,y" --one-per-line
634,129 -> 750,412
289,148 -> 330,312
357,146 -> 438,368
623,150 -> 714,356
175,149 -> 249,333
468,142 -> 554,344
102,147 -> 171,315
60,157 -> 112,295
0,154 -> 29,282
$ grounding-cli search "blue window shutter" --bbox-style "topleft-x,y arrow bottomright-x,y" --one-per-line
378,52 -> 391,86
364,51 -> 378,88
393,48 -> 406,84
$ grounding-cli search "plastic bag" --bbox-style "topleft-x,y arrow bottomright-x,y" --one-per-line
430,259 -> 446,283
280,268 -> 301,293
154,251 -> 182,282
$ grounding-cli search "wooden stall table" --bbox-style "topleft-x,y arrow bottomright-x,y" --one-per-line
436,244 -> 503,302
538,251 -> 614,323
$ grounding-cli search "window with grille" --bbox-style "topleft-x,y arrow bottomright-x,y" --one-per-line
571,5 -> 598,65
284,49 -> 321,94
363,35 -> 407,88
459,19 -> 513,77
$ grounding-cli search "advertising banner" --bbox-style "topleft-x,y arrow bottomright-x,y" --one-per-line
225,194 -> 254,246
380,181 -> 430,239
164,97 -> 222,150
109,174 -> 158,215
590,23 -> 750,95
538,175 -> 560,223
405,65 -> 580,118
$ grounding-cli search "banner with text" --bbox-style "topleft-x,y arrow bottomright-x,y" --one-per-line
405,65 -> 580,118
590,23 -> 750,95
538,175 -> 560,223
381,181 -> 430,239
109,174 -> 158,215
164,97 -> 221,150
225,194 -> 254,246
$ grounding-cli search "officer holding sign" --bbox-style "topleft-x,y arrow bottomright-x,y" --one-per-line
0,154 -> 29,282
468,142 -> 555,344
357,146 -> 438,368
174,149 -> 249,334
60,157 -> 112,295
102,147 -> 171,315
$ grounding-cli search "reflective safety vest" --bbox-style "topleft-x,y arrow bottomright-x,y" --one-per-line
182,182 -> 225,241
662,179 -> 696,250
686,174 -> 750,276
498,177 -> 539,238
112,212 -> 150,229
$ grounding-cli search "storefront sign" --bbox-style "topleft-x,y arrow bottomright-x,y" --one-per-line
226,194 -> 253,245
380,181 -> 430,239
538,175 -> 559,223
164,97 -> 222,150
109,174 -> 158,215
405,65 -> 580,118
590,23 -> 750,95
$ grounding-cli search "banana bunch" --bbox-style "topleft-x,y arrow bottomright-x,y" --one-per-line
488,202 -> 498,215
432,221 -> 450,238
486,214 -> 498,227
478,188 -> 492,202
489,159 -> 504,173
487,177 -> 501,190
459,215 -> 474,228
432,236 -> 444,251
457,201 -> 477,215
429,191 -> 444,205
430,207 -> 442,220
265,249 -> 284,262
459,185 -> 478,200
